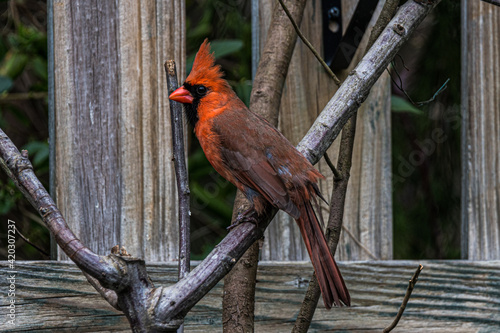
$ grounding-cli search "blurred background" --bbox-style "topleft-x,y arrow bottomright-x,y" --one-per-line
0,0 -> 460,260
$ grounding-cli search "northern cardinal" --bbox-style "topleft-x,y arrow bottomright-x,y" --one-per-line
169,40 -> 350,308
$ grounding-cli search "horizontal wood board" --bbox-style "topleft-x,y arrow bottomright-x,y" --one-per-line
1,260 -> 499,332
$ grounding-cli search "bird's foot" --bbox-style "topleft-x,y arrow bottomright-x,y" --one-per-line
227,208 -> 259,230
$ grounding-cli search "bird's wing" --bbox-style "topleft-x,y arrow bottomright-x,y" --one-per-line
213,110 -> 300,219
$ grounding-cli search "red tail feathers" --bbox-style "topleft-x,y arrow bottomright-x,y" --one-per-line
296,201 -> 350,308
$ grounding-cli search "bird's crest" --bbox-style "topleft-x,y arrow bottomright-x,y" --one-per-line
186,39 -> 225,87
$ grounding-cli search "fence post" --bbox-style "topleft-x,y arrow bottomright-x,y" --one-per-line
461,0 -> 500,260
50,0 -> 185,260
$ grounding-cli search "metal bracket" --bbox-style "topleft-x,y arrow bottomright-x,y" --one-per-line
323,0 -> 380,71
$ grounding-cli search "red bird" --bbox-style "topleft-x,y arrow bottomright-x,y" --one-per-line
169,40 -> 350,308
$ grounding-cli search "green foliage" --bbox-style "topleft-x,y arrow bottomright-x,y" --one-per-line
30,55 -> 48,82
0,1 -> 50,260
0,22 -> 48,85
391,95 -> 423,115
186,0 -> 252,85
233,77 -> 252,107
0,179 -> 22,215
0,51 -> 29,79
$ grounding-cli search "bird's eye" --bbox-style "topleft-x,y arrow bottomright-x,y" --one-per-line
196,85 -> 208,96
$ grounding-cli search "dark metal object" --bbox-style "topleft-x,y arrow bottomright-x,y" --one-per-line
323,0 -> 380,71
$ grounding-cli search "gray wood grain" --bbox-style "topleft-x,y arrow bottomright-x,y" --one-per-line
52,0 -> 185,261
461,0 -> 500,260
1,260 -> 499,332
257,0 -> 392,261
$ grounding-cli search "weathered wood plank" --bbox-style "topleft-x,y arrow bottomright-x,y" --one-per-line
461,0 -> 500,260
51,0 -> 185,261
1,261 -> 499,332
257,0 -> 392,261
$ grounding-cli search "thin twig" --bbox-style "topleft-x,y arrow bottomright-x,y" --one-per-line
165,60 -> 191,281
395,54 -> 410,71
319,205 -> 376,259
388,62 -> 415,103
389,59 -> 450,107
341,225 -> 377,260
323,152 -> 342,180
0,92 -> 48,103
166,61 -> 191,333
277,0 -> 341,86
415,78 -> 450,106
14,225 -> 50,258
383,264 -> 424,333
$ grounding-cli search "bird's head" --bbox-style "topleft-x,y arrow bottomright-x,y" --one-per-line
169,39 -> 236,127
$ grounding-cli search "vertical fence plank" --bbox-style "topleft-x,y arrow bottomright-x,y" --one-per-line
52,0 -> 185,260
461,0 -> 500,260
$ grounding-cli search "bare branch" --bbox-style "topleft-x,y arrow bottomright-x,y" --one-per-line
153,207 -> 278,326
165,60 -> 191,281
0,92 -> 48,103
250,0 -> 308,125
341,225 -> 377,259
323,152 -> 342,180
13,225 -> 50,258
383,264 -> 424,332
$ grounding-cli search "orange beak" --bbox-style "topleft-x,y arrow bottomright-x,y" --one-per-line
169,86 -> 194,104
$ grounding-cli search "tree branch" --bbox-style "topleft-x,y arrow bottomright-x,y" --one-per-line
83,271 -> 120,311
165,60 -> 191,281
383,264 -> 424,332
323,152 -> 342,180
13,225 -> 50,258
